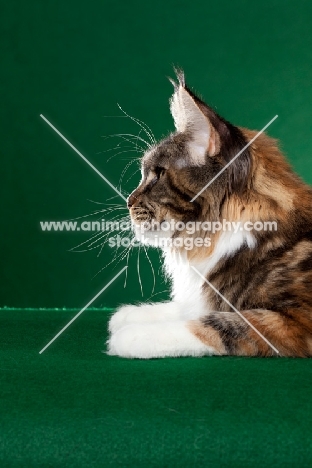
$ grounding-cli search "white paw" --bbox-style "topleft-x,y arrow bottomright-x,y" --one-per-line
108,305 -> 142,334
108,302 -> 181,333
107,323 -> 157,358
107,322 -> 214,359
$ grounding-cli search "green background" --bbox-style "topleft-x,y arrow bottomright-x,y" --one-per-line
2,3 -> 312,466
1,308 -> 311,467
2,0 -> 312,308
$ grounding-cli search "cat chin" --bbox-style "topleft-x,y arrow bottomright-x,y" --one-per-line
133,224 -> 173,247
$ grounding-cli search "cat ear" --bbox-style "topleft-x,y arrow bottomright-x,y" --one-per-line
169,78 -> 219,163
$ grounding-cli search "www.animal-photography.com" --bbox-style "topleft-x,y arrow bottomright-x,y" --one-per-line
2,1 -> 312,466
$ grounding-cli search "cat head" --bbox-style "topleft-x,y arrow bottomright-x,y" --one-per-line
127,70 -> 252,242
126,70 -> 296,251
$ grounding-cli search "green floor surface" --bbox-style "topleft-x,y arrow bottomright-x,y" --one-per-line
1,308 -> 312,467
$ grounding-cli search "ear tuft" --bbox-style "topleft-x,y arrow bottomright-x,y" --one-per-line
169,73 -> 219,164
168,76 -> 178,90
168,67 -> 185,90
173,66 -> 185,87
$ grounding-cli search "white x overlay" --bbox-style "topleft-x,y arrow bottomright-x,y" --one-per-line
39,111 -> 280,356
40,113 -> 128,353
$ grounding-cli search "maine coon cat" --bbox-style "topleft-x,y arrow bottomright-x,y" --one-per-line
108,70 -> 312,358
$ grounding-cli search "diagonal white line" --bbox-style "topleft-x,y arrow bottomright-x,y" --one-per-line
39,266 -> 127,354
40,114 -> 127,202
191,266 -> 280,354
190,115 -> 278,202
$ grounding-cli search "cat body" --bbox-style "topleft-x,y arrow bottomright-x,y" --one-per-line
108,70 -> 312,358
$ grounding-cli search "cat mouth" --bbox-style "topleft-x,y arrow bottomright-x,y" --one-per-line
130,206 -> 155,225
130,206 -> 171,233
133,219 -> 172,234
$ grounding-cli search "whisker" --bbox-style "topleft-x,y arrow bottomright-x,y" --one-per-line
125,168 -> 141,185
97,237 -> 106,258
106,194 -> 125,202
66,206 -> 127,222
92,247 -> 128,278
101,133 -> 149,149
114,242 -> 133,268
124,244 -> 133,287
69,230 -> 105,251
143,245 -> 155,295
118,158 -> 140,189
113,135 -> 145,151
146,289 -> 170,301
117,104 -> 156,145
106,149 -> 142,163
101,109 -> 156,145
69,211 -> 130,252
137,246 -> 144,297
86,231 -> 112,249
95,144 -> 134,155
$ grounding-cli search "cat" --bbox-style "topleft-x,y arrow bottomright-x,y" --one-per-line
107,69 -> 312,358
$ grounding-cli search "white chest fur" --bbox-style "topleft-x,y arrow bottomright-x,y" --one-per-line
163,230 -> 256,319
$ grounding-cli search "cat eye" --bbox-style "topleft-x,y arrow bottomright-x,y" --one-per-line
149,167 -> 165,187
155,166 -> 165,178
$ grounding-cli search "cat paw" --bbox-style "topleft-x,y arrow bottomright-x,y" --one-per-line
108,302 -> 181,334
108,305 -> 141,334
107,324 -> 154,358
107,322 -> 212,359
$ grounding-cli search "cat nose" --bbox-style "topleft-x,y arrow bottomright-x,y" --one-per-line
127,194 -> 135,208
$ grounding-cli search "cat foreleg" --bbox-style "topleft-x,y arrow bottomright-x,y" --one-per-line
107,320 -> 219,358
